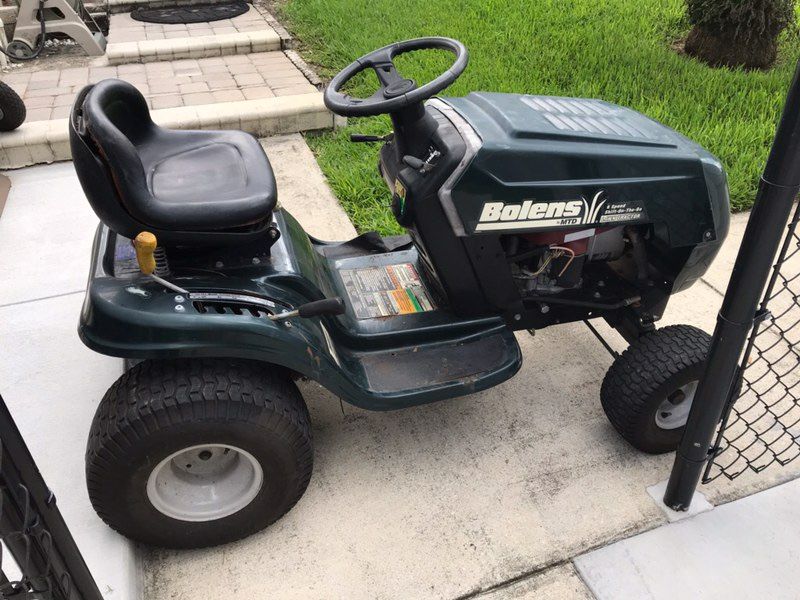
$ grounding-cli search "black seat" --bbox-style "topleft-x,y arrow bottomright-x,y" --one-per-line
70,79 -> 277,246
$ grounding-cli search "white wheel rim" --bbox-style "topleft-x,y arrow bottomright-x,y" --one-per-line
655,380 -> 698,430
146,444 -> 263,522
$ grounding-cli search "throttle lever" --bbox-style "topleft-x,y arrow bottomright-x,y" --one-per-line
350,133 -> 394,143
402,149 -> 440,174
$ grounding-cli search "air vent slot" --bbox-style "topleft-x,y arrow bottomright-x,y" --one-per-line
193,300 -> 273,318
521,95 -> 650,139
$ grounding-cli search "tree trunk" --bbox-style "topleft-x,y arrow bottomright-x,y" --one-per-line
684,25 -> 778,70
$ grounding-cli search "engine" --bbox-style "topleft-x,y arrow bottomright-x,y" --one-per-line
504,226 -> 626,296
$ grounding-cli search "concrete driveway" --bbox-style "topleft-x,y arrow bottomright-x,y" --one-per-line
1,135 -> 798,600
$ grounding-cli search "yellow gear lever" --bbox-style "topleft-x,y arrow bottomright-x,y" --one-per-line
133,232 -> 189,295
133,232 -> 158,275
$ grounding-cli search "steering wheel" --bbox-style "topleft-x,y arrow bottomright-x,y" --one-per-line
323,37 -> 468,117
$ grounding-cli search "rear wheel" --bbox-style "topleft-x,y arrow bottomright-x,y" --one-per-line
600,325 -> 711,454
0,81 -> 25,131
86,358 -> 313,548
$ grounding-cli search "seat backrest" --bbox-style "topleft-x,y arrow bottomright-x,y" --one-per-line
70,79 -> 156,238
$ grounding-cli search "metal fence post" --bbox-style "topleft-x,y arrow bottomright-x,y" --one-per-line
663,60 -> 800,510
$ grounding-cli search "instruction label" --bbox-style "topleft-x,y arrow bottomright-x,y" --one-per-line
340,263 -> 435,319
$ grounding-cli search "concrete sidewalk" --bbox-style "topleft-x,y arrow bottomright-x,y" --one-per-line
576,477 -> 800,599
0,163 -> 136,598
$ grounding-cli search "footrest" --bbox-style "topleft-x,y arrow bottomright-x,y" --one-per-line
358,330 -> 521,395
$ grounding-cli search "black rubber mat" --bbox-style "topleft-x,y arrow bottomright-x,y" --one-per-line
131,2 -> 249,24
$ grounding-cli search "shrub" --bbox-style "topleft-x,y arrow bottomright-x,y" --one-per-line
684,0 -> 795,68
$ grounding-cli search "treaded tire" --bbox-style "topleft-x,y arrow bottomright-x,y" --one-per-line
86,358 -> 313,549
600,325 -> 711,454
0,82 -> 25,131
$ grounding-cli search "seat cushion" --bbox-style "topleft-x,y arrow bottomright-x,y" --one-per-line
151,143 -> 247,203
134,127 -> 277,231
77,79 -> 277,238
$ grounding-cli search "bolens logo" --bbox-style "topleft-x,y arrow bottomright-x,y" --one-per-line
475,191 -> 609,232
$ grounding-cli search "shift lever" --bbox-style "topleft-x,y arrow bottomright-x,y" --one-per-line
133,232 -> 345,320
133,232 -> 189,294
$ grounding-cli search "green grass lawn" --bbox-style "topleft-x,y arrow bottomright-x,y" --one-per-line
280,0 -> 800,234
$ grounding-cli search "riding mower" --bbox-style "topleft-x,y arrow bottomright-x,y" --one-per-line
70,38 -> 729,548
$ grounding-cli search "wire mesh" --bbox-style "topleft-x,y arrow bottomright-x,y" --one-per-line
705,200 -> 800,482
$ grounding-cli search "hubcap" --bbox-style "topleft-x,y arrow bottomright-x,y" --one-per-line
146,444 -> 263,522
655,381 -> 698,430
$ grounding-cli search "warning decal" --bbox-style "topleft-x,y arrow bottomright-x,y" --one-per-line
340,263 -> 435,319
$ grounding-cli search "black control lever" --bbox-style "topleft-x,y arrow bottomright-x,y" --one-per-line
350,133 -> 394,143
402,155 -> 426,170
403,149 -> 441,175
269,297 -> 346,321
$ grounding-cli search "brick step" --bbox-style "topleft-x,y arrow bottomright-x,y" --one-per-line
104,29 -> 280,64
4,51 -> 317,122
0,92 -> 338,168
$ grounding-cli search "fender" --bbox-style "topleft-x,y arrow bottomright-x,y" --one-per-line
79,223 -> 522,410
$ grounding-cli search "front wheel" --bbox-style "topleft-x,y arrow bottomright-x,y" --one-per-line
86,358 -> 313,548
600,324 -> 711,454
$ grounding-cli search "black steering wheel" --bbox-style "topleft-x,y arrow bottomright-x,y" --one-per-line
323,37 -> 468,117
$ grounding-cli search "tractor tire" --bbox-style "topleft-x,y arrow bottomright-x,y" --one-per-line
86,358 -> 313,549
0,81 -> 25,131
600,324 -> 711,454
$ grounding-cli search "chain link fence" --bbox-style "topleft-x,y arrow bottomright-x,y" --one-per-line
704,200 -> 800,483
